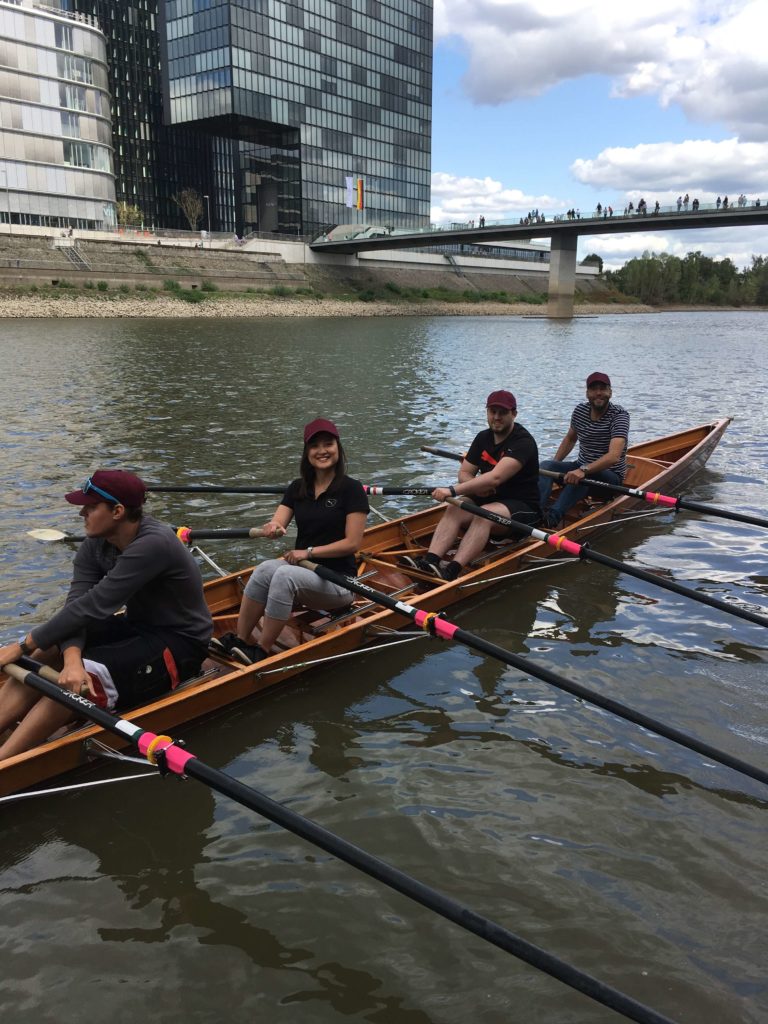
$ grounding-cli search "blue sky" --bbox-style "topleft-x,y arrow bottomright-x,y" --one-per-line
429,0 -> 768,269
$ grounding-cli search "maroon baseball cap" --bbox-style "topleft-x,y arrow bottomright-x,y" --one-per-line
65,470 -> 147,507
303,418 -> 340,444
586,372 -> 611,387
486,389 -> 517,411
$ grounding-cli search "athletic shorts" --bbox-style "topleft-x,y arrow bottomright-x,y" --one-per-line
81,619 -> 206,711
479,496 -> 540,527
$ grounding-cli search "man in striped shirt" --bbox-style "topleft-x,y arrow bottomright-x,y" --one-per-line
538,372 -> 630,528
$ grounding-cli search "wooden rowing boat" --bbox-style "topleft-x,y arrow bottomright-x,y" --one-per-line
0,418 -> 731,797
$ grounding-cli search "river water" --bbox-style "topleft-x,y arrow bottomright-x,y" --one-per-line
0,312 -> 767,1024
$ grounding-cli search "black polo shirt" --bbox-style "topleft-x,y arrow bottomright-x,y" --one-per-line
282,475 -> 369,575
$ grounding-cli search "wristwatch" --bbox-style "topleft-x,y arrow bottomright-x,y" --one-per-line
307,546 -> 314,559
448,485 -> 457,497
18,635 -> 33,655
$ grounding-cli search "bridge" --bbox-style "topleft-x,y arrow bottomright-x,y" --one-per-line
310,204 -> 768,317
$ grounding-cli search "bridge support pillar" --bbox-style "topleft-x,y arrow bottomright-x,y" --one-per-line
547,232 -> 578,318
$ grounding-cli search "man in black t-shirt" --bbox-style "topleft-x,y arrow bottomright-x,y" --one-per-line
406,390 -> 540,581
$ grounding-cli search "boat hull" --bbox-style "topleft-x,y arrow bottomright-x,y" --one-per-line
0,418 -> 731,797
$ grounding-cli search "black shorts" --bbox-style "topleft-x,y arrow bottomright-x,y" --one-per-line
83,619 -> 206,710
479,496 -> 540,528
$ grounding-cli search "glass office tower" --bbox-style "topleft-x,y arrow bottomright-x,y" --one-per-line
160,0 -> 433,236
0,0 -> 116,229
64,0 -> 221,230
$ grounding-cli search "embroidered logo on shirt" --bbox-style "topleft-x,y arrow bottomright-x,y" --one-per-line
325,498 -> 338,507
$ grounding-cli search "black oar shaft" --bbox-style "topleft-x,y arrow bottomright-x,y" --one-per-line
174,526 -> 278,541
304,564 -> 768,788
449,497 -> 768,630
421,445 -> 464,462
674,497 -> 768,528
3,661 -> 675,1024
149,485 -> 287,494
152,484 -> 439,497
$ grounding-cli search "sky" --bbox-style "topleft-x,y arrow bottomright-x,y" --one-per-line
429,0 -> 768,269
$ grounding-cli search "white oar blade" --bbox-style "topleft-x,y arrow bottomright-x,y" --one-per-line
27,528 -> 70,542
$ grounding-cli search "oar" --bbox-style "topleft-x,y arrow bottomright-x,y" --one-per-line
446,497 -> 768,630
421,444 -> 464,462
300,561 -> 768,788
540,468 -> 768,530
174,525 -> 285,542
148,484 -> 287,494
150,484 -> 440,496
27,525 -> 286,544
27,528 -> 84,543
1,661 -> 677,1024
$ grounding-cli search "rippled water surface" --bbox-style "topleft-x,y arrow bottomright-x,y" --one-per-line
1,312 -> 767,1023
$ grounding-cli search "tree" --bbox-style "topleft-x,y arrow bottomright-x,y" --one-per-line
172,188 -> 204,231
116,201 -> 143,227
581,252 -> 603,273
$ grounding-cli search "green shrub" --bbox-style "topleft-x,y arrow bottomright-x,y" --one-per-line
358,289 -> 376,302
163,279 -> 181,291
269,284 -> 292,296
134,283 -> 147,292
83,280 -> 95,289
384,281 -> 402,294
119,284 -> 131,294
201,279 -> 219,291
96,280 -> 109,291
178,289 -> 207,303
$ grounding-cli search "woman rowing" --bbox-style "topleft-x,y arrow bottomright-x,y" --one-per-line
214,418 -> 369,664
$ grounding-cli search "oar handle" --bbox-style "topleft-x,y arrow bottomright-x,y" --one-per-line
174,526 -> 285,542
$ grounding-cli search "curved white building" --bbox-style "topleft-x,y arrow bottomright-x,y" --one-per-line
0,0 -> 116,229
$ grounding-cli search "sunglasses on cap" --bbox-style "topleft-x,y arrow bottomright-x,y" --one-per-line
82,476 -> 122,505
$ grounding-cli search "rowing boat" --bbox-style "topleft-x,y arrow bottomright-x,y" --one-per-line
0,418 -> 731,797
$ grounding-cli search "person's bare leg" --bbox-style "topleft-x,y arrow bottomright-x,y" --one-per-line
427,507 -> 474,558
0,676 -> 40,735
258,615 -> 289,653
0,695 -> 76,760
236,595 -> 265,642
452,517 -> 494,566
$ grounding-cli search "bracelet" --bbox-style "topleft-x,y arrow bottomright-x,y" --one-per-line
448,485 -> 457,497
18,636 -> 33,655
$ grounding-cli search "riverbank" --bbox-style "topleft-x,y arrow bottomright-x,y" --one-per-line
0,292 -> 657,318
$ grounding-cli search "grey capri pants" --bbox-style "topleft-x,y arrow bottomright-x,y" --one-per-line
243,559 -> 354,621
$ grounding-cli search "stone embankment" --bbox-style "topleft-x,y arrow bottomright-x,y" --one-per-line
0,294 -> 656,318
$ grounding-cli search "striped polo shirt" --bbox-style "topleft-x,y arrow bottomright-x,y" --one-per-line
570,402 -> 629,479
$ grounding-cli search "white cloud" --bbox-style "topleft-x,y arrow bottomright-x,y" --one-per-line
430,172 -> 560,222
435,0 -> 768,139
571,138 -> 768,196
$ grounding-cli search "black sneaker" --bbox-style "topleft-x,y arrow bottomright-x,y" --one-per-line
399,553 -> 444,575
230,641 -> 269,666
541,510 -> 563,530
209,632 -> 239,657
436,560 -> 462,582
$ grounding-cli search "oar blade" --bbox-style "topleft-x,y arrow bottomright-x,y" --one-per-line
27,528 -> 73,542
